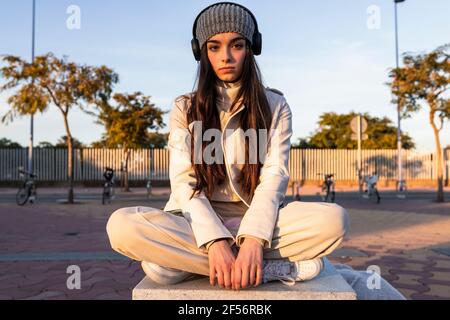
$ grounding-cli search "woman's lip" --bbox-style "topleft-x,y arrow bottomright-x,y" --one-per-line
220,67 -> 235,70
220,68 -> 235,73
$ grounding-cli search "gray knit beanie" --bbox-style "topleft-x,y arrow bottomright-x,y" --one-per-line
195,2 -> 256,50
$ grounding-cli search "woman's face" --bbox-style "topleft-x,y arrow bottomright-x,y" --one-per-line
206,32 -> 248,83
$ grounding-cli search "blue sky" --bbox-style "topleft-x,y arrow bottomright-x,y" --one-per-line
1,0 -> 449,152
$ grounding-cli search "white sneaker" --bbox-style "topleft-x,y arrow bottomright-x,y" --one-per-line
262,258 -> 324,286
141,261 -> 193,285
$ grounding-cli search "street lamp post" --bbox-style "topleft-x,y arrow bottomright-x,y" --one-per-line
394,0 -> 405,195
28,0 -> 36,175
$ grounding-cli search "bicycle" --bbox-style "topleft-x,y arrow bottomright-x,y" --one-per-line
317,173 -> 335,203
16,168 -> 37,206
362,172 -> 381,204
102,167 -> 115,205
146,154 -> 153,200
396,179 -> 408,199
291,180 -> 301,201
146,178 -> 152,200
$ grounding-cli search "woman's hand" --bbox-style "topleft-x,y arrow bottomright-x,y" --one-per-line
208,239 -> 236,289
233,238 -> 263,290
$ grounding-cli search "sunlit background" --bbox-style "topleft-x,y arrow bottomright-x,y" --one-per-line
1,0 -> 449,152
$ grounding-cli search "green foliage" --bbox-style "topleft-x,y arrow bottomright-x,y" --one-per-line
0,137 -> 22,148
388,43 -> 449,201
292,111 -> 415,149
0,53 -> 119,123
145,132 -> 169,148
36,141 -> 54,148
89,92 -> 167,150
388,43 -> 449,122
55,135 -> 86,148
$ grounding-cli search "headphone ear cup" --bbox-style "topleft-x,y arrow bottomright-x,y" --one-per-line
252,32 -> 262,56
191,38 -> 201,61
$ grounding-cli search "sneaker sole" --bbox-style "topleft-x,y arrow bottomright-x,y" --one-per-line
141,261 -> 192,285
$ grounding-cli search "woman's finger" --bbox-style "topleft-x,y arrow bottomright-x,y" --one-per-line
216,268 -> 224,288
241,266 -> 249,289
234,265 -> 242,290
231,264 -> 235,290
209,265 -> 215,286
249,264 -> 257,286
255,263 -> 263,287
223,265 -> 232,289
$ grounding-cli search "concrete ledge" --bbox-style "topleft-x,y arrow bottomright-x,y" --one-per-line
132,258 -> 356,300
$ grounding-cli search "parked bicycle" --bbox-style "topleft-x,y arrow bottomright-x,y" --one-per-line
362,172 -> 381,204
102,167 -> 115,205
291,180 -> 301,201
146,154 -> 153,200
16,168 -> 37,206
146,178 -> 152,200
317,173 -> 336,203
396,179 -> 408,199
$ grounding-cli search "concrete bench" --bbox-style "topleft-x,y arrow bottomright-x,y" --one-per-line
132,258 -> 356,300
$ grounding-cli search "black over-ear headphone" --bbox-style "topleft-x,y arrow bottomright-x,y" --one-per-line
191,2 -> 262,61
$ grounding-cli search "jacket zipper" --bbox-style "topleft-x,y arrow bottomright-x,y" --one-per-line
220,104 -> 251,208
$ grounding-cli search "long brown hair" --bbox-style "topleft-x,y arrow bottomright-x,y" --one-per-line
187,39 -> 273,202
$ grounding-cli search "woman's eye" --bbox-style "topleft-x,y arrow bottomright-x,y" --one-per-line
208,44 -> 244,51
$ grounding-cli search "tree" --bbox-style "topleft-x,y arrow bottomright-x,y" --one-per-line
292,111 -> 415,149
0,53 -> 118,203
90,132 -> 168,148
146,132 -> 169,148
291,137 -> 313,148
37,141 -> 54,148
0,138 -> 22,148
89,139 -> 107,148
55,135 -> 86,148
87,92 -> 166,191
388,44 -> 449,202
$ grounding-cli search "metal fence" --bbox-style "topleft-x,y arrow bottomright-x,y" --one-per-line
0,148 -> 449,183
288,148 -> 449,181
0,148 -> 169,182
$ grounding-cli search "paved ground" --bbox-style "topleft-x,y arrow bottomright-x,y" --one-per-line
0,186 -> 449,300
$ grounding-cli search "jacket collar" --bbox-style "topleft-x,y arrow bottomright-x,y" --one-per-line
215,78 -> 244,114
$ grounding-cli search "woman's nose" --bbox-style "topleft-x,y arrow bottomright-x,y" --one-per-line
221,48 -> 233,62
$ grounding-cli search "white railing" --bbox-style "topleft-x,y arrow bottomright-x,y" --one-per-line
0,148 -> 448,183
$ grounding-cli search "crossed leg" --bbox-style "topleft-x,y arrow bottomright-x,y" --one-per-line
106,200 -> 349,277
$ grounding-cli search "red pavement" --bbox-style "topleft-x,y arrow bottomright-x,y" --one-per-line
0,186 -> 449,300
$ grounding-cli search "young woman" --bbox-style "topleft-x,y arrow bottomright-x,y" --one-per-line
106,2 -> 349,291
